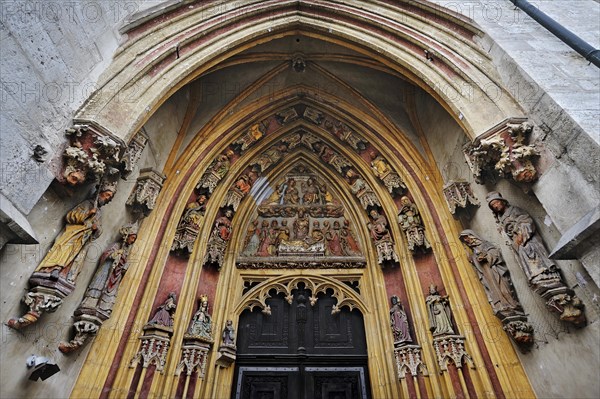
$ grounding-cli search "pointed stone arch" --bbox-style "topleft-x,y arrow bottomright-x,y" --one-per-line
72,1 -> 523,143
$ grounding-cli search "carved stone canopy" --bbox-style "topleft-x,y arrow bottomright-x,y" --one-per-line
443,181 -> 480,214
126,168 -> 166,217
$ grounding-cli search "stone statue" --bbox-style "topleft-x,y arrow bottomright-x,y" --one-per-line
398,196 -> 431,253
487,192 -> 585,327
59,223 -> 138,353
7,180 -> 117,330
390,296 -> 412,344
187,295 -> 212,340
459,230 -> 522,314
171,194 -> 207,254
459,229 -> 534,349
368,209 -> 392,243
204,209 -> 234,267
86,224 -> 138,316
148,292 -> 177,328
425,285 -> 454,336
222,320 -> 236,347
36,181 -> 116,281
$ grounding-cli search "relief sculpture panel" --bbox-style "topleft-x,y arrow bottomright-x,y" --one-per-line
236,165 -> 365,269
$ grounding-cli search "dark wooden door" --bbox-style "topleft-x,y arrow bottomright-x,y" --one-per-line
232,289 -> 370,399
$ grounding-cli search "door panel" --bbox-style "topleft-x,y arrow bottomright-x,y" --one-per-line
234,290 -> 370,399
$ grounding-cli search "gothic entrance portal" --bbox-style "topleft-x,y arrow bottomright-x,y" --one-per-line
233,289 -> 370,399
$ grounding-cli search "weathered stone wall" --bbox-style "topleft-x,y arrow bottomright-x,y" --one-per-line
416,89 -> 600,399
0,0 -> 164,242
0,88 -> 184,399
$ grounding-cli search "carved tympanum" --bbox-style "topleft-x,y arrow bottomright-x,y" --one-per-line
237,166 -> 365,269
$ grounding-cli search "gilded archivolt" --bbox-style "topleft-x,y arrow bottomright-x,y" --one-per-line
170,104 -> 427,264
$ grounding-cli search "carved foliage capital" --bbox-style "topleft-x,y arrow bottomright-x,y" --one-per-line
464,118 -> 539,184
62,124 -> 125,186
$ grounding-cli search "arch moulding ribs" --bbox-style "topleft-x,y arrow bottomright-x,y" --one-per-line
70,0 -> 524,144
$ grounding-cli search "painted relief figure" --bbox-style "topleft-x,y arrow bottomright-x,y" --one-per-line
148,293 -> 177,328
293,209 -> 310,240
426,285 -> 454,336
187,295 -> 212,340
390,295 -> 412,344
243,220 -> 261,256
324,220 -> 344,256
341,219 -> 361,255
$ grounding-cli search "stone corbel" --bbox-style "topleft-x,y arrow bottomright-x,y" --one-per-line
126,168 -> 167,217
442,181 -> 480,215
58,314 -> 102,353
463,118 -> 539,184
175,341 -> 211,378
6,286 -> 64,330
61,123 -> 126,186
